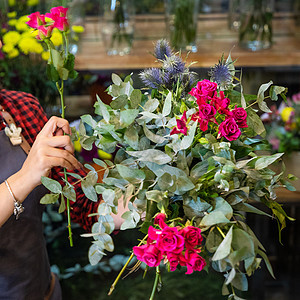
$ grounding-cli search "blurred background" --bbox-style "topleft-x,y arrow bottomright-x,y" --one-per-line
0,0 -> 299,299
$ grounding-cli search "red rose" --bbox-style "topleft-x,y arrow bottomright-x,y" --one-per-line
210,91 -> 231,115
231,106 -> 248,128
218,118 -> 241,141
133,244 -> 162,267
189,80 -> 217,105
185,250 -> 206,274
154,213 -> 167,229
157,226 -> 185,253
167,252 -> 180,271
180,226 -> 203,249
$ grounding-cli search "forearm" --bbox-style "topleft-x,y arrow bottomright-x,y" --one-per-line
0,170 -> 36,227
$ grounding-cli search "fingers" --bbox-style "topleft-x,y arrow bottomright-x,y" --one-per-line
40,116 -> 72,137
46,135 -> 74,153
45,147 -> 83,171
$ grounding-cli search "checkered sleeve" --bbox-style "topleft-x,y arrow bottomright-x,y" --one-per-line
1,89 -> 99,232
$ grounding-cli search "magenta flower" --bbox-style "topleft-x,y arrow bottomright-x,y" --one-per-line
189,79 -> 217,106
46,6 -> 69,19
133,244 -> 163,267
157,226 -> 185,253
191,104 -> 217,132
36,25 -> 54,40
210,91 -> 231,115
46,6 -> 69,31
218,117 -> 241,141
180,226 -> 203,250
185,250 -> 206,274
170,111 -> 188,135
167,252 -> 180,271
231,106 -> 248,128
154,213 -> 167,229
26,12 -> 46,29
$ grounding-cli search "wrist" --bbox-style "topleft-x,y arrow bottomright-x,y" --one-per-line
8,170 -> 37,203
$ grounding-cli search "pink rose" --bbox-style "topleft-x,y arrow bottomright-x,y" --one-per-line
191,104 -> 217,132
198,103 -> 216,120
26,12 -> 46,29
231,106 -> 248,128
167,252 -> 179,271
170,111 -> 188,135
180,226 -> 203,249
218,118 -> 241,141
185,250 -> 206,274
133,244 -> 162,267
191,112 -> 209,131
154,213 -> 167,229
148,226 -> 161,242
157,226 -> 185,253
189,80 -> 217,106
36,25 -> 54,40
45,6 -> 69,19
46,6 -> 69,31
210,91 -> 231,115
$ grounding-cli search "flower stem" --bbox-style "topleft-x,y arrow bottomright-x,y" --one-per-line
149,266 -> 160,300
108,234 -> 148,296
56,79 -> 73,247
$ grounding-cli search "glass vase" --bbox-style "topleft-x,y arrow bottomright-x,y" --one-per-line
239,0 -> 274,51
164,0 -> 200,53
228,0 -> 241,31
100,0 -> 135,56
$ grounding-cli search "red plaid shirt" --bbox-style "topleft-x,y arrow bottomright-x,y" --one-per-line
0,89 -> 99,231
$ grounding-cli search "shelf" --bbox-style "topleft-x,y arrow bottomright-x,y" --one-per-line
75,13 -> 300,71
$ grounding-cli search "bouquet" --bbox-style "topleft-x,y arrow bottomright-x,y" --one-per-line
74,40 -> 294,299
261,92 -> 300,154
25,4 -> 294,298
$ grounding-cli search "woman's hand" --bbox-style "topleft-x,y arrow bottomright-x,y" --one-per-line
20,116 -> 83,189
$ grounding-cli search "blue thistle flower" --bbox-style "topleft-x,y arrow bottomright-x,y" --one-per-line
163,55 -> 185,75
154,39 -> 173,60
209,56 -> 234,89
139,68 -> 163,89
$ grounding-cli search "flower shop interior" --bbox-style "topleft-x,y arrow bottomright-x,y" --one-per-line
0,0 -> 300,300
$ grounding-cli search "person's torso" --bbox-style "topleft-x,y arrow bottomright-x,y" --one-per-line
0,129 -> 51,300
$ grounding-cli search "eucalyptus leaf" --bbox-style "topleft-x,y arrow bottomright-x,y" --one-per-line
127,149 -> 172,165
162,91 -> 172,116
200,211 -> 231,227
40,193 -> 60,204
212,226 -> 233,261
41,176 -> 62,194
257,81 -> 273,113
116,164 -> 145,183
112,73 -> 122,86
120,109 -> 139,127
88,243 -> 104,266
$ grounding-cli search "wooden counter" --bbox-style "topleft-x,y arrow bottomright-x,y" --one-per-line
75,13 -> 300,71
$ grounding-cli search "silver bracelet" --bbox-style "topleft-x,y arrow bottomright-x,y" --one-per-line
4,180 -> 24,220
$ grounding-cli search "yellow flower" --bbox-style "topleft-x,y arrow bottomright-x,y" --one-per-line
42,51 -> 50,61
2,43 -> 15,54
8,19 -> 17,27
18,37 -> 43,54
8,0 -> 16,6
74,139 -> 82,153
98,149 -> 112,160
8,48 -> 19,58
1,28 -> 7,34
3,31 -> 21,46
15,16 -> 30,32
281,107 -> 295,122
50,29 -> 63,46
7,11 -> 17,18
71,25 -> 85,33
27,0 -> 39,6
